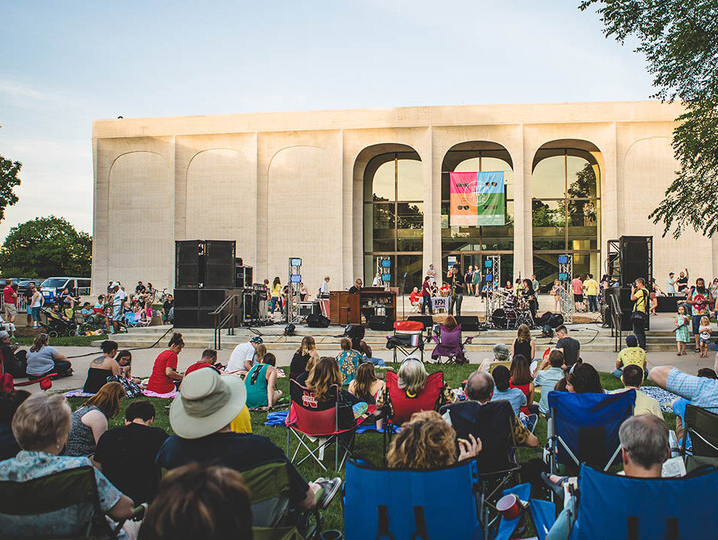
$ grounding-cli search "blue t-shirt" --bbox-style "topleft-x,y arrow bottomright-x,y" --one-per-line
491,387 -> 527,417
26,346 -> 58,376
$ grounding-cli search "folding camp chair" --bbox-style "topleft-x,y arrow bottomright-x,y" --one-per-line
441,400 -> 521,537
681,404 -> 718,472
431,324 -> 473,364
286,380 -> 358,472
386,320 -> 425,362
243,461 -> 321,540
530,464 -> 718,539
546,390 -> 635,475
344,459 -> 483,540
0,465 -> 141,539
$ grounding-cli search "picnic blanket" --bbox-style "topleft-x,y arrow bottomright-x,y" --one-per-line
641,386 -> 680,413
263,409 -> 389,434
64,389 -> 179,399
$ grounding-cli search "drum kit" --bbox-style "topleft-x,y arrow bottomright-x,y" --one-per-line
488,287 -> 535,330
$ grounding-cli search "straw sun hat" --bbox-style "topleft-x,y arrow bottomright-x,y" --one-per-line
169,368 -> 247,439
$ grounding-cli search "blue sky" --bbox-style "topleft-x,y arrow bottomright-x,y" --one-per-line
0,0 -> 654,240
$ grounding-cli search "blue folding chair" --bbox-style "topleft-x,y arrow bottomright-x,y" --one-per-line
530,464 -> 718,539
546,390 -> 635,474
344,459 -> 483,540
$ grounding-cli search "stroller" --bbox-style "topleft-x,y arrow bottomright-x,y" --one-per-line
431,324 -> 473,364
40,306 -> 79,337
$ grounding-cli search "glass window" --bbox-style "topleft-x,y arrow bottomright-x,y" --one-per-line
532,156 -> 565,199
397,159 -> 423,201
369,160 -> 395,202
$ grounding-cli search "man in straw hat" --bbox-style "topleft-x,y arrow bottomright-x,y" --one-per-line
157,369 -> 341,516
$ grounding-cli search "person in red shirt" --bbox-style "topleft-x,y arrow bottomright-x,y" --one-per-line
3,280 -> 17,324
147,333 -> 185,393
185,349 -> 221,377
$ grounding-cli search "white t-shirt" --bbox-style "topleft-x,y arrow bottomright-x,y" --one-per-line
112,289 -> 128,308
226,342 -> 256,372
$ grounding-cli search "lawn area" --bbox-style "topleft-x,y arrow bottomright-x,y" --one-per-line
66,364 -> 675,532
15,334 -> 106,347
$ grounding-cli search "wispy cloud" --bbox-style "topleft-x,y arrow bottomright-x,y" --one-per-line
0,79 -> 74,108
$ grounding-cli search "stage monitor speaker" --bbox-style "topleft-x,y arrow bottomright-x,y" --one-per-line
407,315 -> 434,329
235,265 -> 254,288
307,314 -> 330,328
175,240 -> 235,289
620,236 -> 652,286
173,288 -> 199,310
173,308 -> 198,328
456,316 -> 480,331
368,315 -> 393,331
549,313 -> 564,329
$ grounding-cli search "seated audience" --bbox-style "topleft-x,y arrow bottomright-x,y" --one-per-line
409,287 -> 421,310
185,349 -> 221,376
337,337 -> 362,384
532,349 -> 566,415
302,356 -> 362,430
376,357 -> 455,424
613,334 -> 647,379
509,354 -> 535,414
348,362 -> 385,404
613,364 -> 662,418
94,400 -> 168,505
490,365 -> 527,417
226,336 -> 264,373
25,333 -> 72,379
139,463 -> 253,540
479,343 -> 511,372
545,415 -> 670,539
349,325 -> 386,367
80,302 -> 94,323
116,349 -> 140,383
156,369 -> 341,522
555,325 -> 580,367
649,360 -> 718,413
83,340 -> 120,394
0,330 -> 27,378
146,333 -> 184,394
245,352 -> 282,409
659,367 -> 718,442
0,390 -> 30,461
289,336 -> 320,381
443,314 -> 458,329
0,394 -> 134,536
511,324 -> 535,361
65,381 -> 125,457
387,410 -> 481,469
566,362 -> 604,393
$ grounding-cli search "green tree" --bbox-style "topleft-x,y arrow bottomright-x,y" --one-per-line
0,155 -> 22,222
0,216 -> 91,277
579,1 -> 718,237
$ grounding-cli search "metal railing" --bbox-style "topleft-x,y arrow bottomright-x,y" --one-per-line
211,293 -> 242,350
609,294 -> 623,352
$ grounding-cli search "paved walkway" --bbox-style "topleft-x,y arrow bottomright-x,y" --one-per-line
37,341 -> 716,394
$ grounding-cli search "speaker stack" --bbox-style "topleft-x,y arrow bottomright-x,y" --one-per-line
174,240 -> 243,328
619,236 -> 652,287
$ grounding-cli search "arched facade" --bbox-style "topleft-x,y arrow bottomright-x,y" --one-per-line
93,101 -> 714,295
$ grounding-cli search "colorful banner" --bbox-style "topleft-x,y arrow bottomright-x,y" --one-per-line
449,171 -> 505,227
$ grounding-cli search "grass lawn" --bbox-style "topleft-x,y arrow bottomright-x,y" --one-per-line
15,334 -> 106,347
67,364 -> 675,532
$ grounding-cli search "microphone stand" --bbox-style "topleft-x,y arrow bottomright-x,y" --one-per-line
401,272 -> 408,320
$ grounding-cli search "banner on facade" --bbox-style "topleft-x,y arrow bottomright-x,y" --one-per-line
449,171 -> 505,227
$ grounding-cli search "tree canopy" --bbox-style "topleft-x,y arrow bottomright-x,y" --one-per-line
0,155 -> 22,223
0,216 -> 91,278
580,0 -> 718,237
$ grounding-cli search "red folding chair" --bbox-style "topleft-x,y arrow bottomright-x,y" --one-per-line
0,353 -> 55,391
285,380 -> 359,471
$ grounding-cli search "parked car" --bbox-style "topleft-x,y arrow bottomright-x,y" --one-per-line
40,277 -> 91,301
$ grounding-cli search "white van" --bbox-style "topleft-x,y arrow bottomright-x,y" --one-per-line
41,277 -> 92,301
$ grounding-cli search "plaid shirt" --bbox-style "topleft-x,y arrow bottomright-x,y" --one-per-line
667,368 -> 718,413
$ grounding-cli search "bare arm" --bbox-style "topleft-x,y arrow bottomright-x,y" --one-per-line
107,494 -> 135,521
525,432 -> 539,448
530,340 -> 535,360
165,367 -> 183,381
52,351 -> 68,362
648,366 -> 673,389
267,367 -> 278,407
110,359 -> 120,376
82,409 -> 108,444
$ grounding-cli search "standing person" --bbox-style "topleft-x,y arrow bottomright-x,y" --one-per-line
531,274 -> 540,294
583,273 -> 599,312
420,275 -> 433,315
473,267 -> 482,297
686,278 -> 713,353
299,282 -> 308,301
698,316 -> 712,358
28,282 -> 43,329
571,275 -> 584,312
710,278 -> 718,302
666,272 -> 677,295
675,304 -> 690,355
448,264 -> 465,316
630,278 -> 649,350
93,400 -> 168,504
550,279 -> 563,313
319,276 -> 330,296
465,266 -> 474,295
162,293 -> 174,323
521,278 -> 538,320
26,333 -> 72,379
372,273 -> 381,287
2,279 -> 17,325
427,264 -> 436,284
146,333 -> 184,394
676,268 -> 689,294
269,277 -> 282,314
110,282 -> 127,334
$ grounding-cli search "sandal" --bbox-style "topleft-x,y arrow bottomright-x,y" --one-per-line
541,472 -> 568,498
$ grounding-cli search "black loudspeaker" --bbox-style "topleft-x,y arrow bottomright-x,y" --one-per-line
369,315 -> 393,331
307,314 -> 330,328
549,313 -> 564,329
605,287 -> 650,332
175,240 -> 236,289
620,236 -> 652,286
407,315 -> 434,330
173,288 -> 242,328
456,316 -> 480,331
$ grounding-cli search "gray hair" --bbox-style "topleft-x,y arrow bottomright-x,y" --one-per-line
12,394 -> 72,451
466,370 -> 495,402
397,357 -> 428,396
619,415 -> 669,469
493,344 -> 510,362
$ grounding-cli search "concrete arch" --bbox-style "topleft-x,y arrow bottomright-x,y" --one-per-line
442,140 -> 514,171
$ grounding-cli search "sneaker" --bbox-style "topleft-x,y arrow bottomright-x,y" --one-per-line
316,477 -> 342,509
